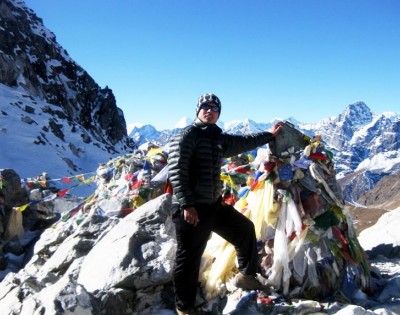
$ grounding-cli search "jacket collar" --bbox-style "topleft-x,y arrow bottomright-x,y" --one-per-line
193,118 -> 222,133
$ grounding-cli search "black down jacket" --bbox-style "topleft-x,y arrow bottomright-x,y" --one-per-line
167,119 -> 275,208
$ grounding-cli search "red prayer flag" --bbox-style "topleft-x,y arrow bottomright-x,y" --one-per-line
62,177 -> 72,184
57,189 -> 69,197
131,179 -> 142,190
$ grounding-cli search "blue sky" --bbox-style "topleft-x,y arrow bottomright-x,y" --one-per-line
25,0 -> 400,130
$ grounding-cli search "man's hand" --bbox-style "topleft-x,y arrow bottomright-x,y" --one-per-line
270,122 -> 283,137
183,207 -> 200,226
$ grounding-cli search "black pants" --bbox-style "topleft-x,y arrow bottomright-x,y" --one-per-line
172,200 -> 258,311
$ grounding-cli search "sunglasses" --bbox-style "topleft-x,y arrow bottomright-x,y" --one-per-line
200,103 -> 220,112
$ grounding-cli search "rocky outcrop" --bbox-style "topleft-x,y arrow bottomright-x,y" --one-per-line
0,0 -> 134,150
0,169 -> 28,209
1,164 -> 400,314
0,194 -> 177,315
357,170 -> 400,210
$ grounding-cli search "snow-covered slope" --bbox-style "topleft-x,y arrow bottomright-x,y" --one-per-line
0,84 -> 127,196
0,0 -> 134,196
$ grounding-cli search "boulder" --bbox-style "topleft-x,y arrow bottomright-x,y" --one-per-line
78,194 -> 175,292
0,194 -> 177,315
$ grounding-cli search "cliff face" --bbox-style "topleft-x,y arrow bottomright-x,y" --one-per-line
356,170 -> 400,210
0,0 -> 133,148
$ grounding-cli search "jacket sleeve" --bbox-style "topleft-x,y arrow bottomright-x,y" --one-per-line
167,128 -> 196,208
221,131 -> 275,158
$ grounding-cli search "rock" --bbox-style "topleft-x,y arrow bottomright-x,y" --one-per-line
0,194 -> 177,315
26,213 -> 119,279
0,0 -> 135,153
2,236 -> 24,256
78,194 -> 175,292
0,258 -> 96,315
97,197 -> 126,217
0,256 -> 7,271
0,169 -> 28,209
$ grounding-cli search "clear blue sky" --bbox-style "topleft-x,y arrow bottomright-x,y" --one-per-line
25,0 -> 400,130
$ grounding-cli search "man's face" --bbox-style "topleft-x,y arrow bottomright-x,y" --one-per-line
197,102 -> 220,125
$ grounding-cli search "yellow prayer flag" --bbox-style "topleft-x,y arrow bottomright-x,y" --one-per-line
84,176 -> 95,184
17,204 -> 29,212
147,147 -> 163,157
76,174 -> 85,182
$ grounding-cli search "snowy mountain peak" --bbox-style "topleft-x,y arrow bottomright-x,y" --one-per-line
224,118 -> 272,134
127,122 -> 144,134
174,116 -> 193,129
340,101 -> 373,128
382,111 -> 399,119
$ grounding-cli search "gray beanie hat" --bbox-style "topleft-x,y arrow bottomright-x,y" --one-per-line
196,93 -> 221,116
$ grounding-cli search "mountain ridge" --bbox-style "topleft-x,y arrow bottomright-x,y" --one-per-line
130,102 -> 400,205
0,0 -> 135,196
1,0 -> 400,204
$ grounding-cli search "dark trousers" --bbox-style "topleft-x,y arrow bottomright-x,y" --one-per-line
172,200 -> 258,311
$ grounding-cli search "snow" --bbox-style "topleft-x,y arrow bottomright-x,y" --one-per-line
382,111 -> 398,119
0,83 -> 121,197
350,116 -> 381,145
356,151 -> 400,174
173,116 -> 192,129
127,122 -> 144,134
358,208 -> 400,250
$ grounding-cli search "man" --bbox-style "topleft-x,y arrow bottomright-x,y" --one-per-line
168,93 -> 282,315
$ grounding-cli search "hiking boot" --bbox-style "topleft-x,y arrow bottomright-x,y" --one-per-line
175,307 -> 198,315
233,272 -> 267,291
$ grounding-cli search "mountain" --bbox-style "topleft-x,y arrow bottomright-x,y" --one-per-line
0,0 -> 135,195
129,124 -> 179,151
347,169 -> 400,232
302,102 -> 400,202
128,117 -> 277,147
1,0 -> 400,205
357,170 -> 400,210
1,2 -> 400,313
174,116 -> 192,129
131,103 -> 400,205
